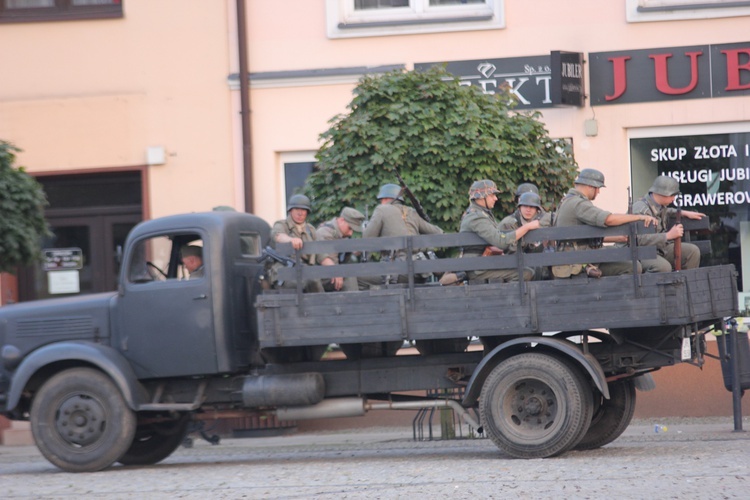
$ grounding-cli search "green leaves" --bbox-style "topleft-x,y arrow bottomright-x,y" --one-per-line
304,66 -> 578,231
0,141 -> 49,274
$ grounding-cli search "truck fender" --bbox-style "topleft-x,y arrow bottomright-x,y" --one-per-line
461,336 -> 609,407
5,341 -> 148,412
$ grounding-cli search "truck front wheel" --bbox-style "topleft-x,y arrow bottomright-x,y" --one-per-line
479,353 -> 592,459
30,367 -> 136,472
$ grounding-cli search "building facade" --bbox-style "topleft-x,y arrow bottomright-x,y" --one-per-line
1,1 -> 749,420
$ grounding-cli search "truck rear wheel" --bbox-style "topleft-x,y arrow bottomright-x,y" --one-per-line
479,353 -> 593,459
30,367 -> 136,472
118,413 -> 190,466
574,379 -> 636,450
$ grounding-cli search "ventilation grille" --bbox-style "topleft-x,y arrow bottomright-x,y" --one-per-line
16,317 -> 95,337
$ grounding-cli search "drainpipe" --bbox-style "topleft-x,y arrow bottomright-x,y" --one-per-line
236,0 -> 254,213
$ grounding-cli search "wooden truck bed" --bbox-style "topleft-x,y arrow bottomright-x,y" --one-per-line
256,222 -> 738,349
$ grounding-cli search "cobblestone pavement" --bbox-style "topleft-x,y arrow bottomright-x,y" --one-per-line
1,417 -> 748,499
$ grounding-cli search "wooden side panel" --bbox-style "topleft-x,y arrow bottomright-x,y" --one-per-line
256,266 -> 738,348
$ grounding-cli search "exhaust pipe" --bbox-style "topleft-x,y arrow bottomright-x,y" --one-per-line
276,397 -> 481,431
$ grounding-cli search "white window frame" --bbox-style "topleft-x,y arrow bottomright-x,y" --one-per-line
279,152 -> 317,218
327,0 -> 504,39
626,0 -> 750,22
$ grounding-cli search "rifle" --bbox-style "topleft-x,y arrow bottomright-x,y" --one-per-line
260,246 -> 295,268
393,168 -> 431,222
674,208 -> 682,271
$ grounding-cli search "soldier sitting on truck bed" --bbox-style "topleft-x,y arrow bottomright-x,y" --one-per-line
499,191 -> 553,280
628,175 -> 704,273
552,168 -> 657,279
460,179 -> 540,283
315,207 -> 366,291
269,194 -> 323,292
360,183 -> 443,287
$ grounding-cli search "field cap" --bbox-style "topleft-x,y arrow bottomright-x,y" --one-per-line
340,207 -> 365,232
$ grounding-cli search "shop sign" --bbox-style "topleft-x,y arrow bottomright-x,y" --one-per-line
43,248 -> 83,271
550,51 -> 585,107
415,55 -> 555,109
590,41 -> 750,105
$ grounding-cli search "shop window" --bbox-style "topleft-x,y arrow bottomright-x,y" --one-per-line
629,130 -> 750,292
626,0 -> 750,22
327,0 -> 504,38
0,0 -> 123,24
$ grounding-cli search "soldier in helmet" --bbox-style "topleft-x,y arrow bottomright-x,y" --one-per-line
515,182 -> 539,201
629,175 -> 704,272
361,182 -> 443,287
499,191 -> 553,280
552,168 -> 657,278
316,207 -> 366,291
460,179 -> 540,283
269,194 -> 323,292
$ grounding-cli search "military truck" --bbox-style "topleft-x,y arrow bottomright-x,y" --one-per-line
0,211 -> 738,472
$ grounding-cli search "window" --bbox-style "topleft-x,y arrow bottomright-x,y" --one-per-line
239,232 -> 262,258
128,233 -> 205,283
0,0 -> 123,23
629,123 -> 750,293
327,0 -> 504,38
279,151 -> 317,216
626,0 -> 750,22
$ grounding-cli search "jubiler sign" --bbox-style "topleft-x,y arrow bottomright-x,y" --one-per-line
590,41 -> 750,105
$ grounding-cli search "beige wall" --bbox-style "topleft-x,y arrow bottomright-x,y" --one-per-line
244,1 -> 750,219
3,1 -> 748,220
0,0 -> 239,217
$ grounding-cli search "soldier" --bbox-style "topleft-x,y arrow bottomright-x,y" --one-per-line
499,191 -> 553,280
180,245 -> 204,279
269,194 -> 323,292
515,182 -> 539,200
362,183 -> 443,286
552,168 -> 657,278
316,207 -> 366,291
460,179 -> 540,283
630,175 -> 704,272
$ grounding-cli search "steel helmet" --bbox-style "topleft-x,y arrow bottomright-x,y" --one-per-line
517,191 -> 542,209
574,168 -> 606,188
515,183 -> 539,197
469,179 -> 500,200
649,175 -> 680,197
287,194 -> 311,212
377,183 -> 403,201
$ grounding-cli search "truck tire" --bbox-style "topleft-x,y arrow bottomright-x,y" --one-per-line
118,413 -> 190,466
574,379 -> 636,450
30,367 -> 136,472
479,353 -> 593,459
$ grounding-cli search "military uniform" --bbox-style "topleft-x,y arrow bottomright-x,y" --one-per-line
460,201 -> 533,282
269,215 -> 322,292
554,188 -> 640,277
315,207 -> 365,291
361,199 -> 443,287
499,208 -> 552,280
630,193 -> 700,272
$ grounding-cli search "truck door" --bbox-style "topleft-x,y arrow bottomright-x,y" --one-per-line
115,232 -> 217,379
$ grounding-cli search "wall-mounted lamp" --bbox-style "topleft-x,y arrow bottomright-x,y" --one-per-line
146,146 -> 166,166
